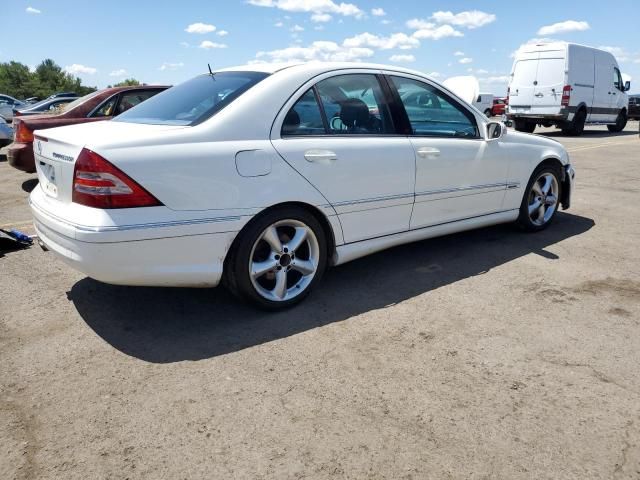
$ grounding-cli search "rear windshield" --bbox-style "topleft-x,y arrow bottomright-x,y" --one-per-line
113,72 -> 269,126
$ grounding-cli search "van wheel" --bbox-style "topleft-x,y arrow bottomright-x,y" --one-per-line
515,119 -> 536,133
561,109 -> 586,136
484,109 -> 492,117
607,110 -> 627,132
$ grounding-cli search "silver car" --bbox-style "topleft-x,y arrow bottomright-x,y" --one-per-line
0,116 -> 13,147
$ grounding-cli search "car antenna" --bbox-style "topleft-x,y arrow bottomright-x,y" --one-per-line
208,63 -> 216,79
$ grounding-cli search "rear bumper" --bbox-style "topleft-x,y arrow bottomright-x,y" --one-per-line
506,107 -> 571,122
7,142 -> 35,173
29,189 -> 242,287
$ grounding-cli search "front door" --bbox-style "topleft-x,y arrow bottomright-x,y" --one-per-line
271,73 -> 416,244
387,74 -> 510,230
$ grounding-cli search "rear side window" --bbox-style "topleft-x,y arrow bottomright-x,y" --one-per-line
114,72 -> 269,126
282,89 -> 326,136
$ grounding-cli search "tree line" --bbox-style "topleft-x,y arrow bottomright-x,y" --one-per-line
0,59 -> 140,100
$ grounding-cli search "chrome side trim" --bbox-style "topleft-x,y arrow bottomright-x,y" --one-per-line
331,192 -> 414,208
416,182 -> 507,198
506,182 -> 520,190
29,198 -> 242,233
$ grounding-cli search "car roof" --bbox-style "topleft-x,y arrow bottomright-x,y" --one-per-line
216,62 -> 438,80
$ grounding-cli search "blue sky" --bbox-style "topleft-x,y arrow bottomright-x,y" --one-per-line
3,1 -> 639,95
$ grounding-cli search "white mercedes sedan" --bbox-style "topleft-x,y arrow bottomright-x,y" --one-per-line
30,63 -> 575,309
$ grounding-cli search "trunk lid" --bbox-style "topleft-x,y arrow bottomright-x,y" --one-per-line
33,121 -> 186,206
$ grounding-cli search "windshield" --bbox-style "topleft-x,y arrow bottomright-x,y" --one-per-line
113,72 -> 269,126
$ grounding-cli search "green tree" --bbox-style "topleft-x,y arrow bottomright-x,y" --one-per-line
0,58 -> 96,100
113,78 -> 141,87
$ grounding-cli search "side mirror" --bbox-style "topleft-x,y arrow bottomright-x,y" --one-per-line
624,81 -> 631,92
486,121 -> 504,141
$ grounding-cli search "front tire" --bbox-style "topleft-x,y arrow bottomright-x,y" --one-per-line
607,110 -> 627,132
517,165 -> 562,232
484,108 -> 492,117
224,207 -> 327,310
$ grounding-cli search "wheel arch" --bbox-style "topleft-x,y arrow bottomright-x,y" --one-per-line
533,157 -> 570,208
223,201 -> 339,271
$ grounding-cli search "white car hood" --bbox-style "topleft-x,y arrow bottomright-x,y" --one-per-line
442,76 -> 480,105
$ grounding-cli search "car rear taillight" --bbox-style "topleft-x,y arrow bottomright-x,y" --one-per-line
72,148 -> 162,209
15,121 -> 34,143
561,85 -> 571,107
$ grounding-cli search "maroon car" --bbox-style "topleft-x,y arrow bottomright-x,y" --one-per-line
8,85 -> 169,173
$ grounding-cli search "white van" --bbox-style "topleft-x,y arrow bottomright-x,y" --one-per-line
474,92 -> 494,117
507,42 -> 630,135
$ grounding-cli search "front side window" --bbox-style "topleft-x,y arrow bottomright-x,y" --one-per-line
390,76 -> 479,138
114,72 -> 268,126
316,74 -> 393,134
614,67 -> 623,91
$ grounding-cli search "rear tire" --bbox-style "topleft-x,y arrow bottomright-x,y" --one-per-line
607,110 -> 627,132
484,108 -> 492,117
224,206 -> 327,310
561,108 -> 586,136
515,119 -> 536,133
517,165 -> 562,232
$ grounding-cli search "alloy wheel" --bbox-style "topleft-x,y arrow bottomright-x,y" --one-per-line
527,172 -> 559,226
249,219 -> 320,302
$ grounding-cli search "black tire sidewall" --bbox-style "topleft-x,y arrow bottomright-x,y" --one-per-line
228,207 -> 328,310
517,165 -> 563,232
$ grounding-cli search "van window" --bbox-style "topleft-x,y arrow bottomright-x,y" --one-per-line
614,67 -> 623,91
512,60 -> 538,86
536,58 -> 564,86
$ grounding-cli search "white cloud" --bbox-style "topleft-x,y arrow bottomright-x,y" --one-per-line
411,24 -> 463,40
247,0 -> 363,18
311,13 -> 332,22
454,51 -> 464,56
371,7 -> 386,16
430,10 -> 496,29
459,57 -> 472,64
343,32 -> 419,50
26,6 -> 41,14
291,24 -> 305,32
185,22 -> 216,34
476,68 -> 489,74
479,75 -> 510,84
109,69 -> 127,77
274,21 -> 284,27
389,54 -> 415,63
64,64 -> 97,75
537,20 -> 589,36
199,41 -> 228,49
159,62 -> 184,71
217,30 -> 229,36
255,40 -> 374,63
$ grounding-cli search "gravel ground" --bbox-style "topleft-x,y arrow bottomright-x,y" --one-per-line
1,123 -> 639,479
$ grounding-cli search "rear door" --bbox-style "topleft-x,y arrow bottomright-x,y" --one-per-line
271,72 -> 416,243
531,51 -> 566,112
509,53 -> 538,113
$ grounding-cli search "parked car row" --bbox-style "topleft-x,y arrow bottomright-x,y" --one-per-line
7,85 -> 168,172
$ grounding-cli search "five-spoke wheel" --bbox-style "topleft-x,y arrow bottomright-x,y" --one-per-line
517,166 -> 562,231
225,207 -> 327,309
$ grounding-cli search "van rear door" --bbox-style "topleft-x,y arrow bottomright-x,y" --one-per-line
509,52 -> 538,112
531,50 -> 566,112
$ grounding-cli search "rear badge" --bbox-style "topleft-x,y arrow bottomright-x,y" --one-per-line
52,152 -> 74,162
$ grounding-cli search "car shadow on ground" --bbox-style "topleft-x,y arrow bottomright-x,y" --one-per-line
68,212 -> 595,364
538,129 -> 637,138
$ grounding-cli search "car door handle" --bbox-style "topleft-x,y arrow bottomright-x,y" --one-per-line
534,93 -> 544,97
304,149 -> 337,163
416,147 -> 441,158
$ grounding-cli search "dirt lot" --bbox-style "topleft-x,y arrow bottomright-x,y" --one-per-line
1,123 -> 639,479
